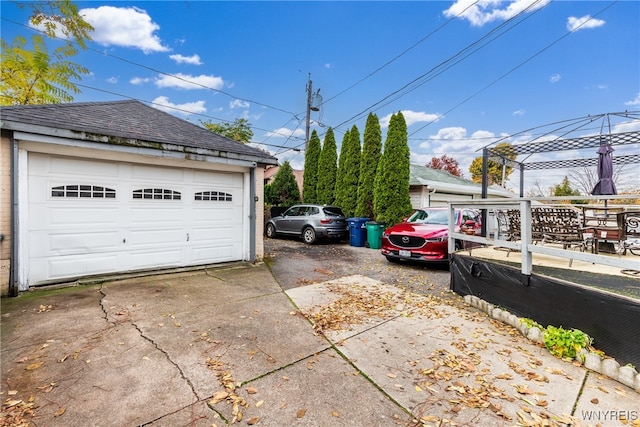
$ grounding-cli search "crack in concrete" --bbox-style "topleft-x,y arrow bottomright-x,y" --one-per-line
98,285 -> 200,402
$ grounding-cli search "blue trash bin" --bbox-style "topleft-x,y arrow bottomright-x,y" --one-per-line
348,218 -> 369,247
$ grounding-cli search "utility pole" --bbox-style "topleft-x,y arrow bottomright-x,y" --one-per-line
305,74 -> 313,151
305,73 -> 320,151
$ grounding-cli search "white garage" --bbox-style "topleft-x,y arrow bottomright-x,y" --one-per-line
27,153 -> 245,285
1,100 -> 278,293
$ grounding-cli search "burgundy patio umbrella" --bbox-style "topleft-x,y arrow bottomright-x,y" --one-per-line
591,144 -> 617,196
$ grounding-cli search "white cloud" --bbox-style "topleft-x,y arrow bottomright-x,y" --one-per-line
130,77 -> 152,85
155,73 -> 224,90
151,96 -> 206,116
230,99 -> 250,109
443,0 -> 550,27
624,93 -> 640,106
567,15 -> 605,32
80,6 -> 169,53
169,54 -> 202,65
265,127 -> 306,139
380,110 -> 441,128
324,63 -> 332,69
106,77 -> 117,84
512,109 -> 525,116
550,74 -> 561,83
129,77 -> 153,85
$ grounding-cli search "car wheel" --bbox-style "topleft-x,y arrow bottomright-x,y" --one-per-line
302,227 -> 316,244
265,223 -> 277,239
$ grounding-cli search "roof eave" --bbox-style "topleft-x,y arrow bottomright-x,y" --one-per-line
2,120 -> 278,167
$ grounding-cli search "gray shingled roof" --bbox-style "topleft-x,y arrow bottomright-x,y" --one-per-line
0,100 -> 277,165
409,164 -> 515,197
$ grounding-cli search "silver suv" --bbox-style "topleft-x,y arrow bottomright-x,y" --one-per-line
265,204 -> 348,244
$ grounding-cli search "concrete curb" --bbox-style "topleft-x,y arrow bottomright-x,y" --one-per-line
463,294 -> 640,392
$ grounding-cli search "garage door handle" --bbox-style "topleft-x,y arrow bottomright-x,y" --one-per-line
123,238 -> 126,243
187,233 -> 190,242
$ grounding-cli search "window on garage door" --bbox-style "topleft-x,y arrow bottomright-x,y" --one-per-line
194,191 -> 232,201
51,185 -> 116,198
132,188 -> 181,200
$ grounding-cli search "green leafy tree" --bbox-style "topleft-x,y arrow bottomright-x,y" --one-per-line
264,161 -> 300,206
335,125 -> 361,218
1,0 -> 93,105
316,127 -> 338,205
201,118 -> 254,143
373,112 -> 413,225
302,130 -> 321,203
355,113 -> 382,219
469,142 -> 516,185
552,176 -> 586,204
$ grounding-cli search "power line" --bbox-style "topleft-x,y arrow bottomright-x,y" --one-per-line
408,1 -> 620,137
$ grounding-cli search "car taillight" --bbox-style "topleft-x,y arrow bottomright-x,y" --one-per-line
320,218 -> 333,224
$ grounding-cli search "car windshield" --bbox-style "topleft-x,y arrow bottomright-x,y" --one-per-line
323,207 -> 345,217
408,209 -> 458,225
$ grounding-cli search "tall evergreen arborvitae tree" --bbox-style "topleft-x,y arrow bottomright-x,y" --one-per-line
373,112 -> 413,225
316,127 -> 338,205
302,130 -> 321,203
355,113 -> 382,219
335,128 -> 351,209
335,125 -> 361,218
264,160 -> 300,206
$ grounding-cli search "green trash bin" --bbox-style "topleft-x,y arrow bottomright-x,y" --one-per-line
365,221 -> 385,249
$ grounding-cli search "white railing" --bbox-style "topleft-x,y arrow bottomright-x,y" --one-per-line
447,195 -> 640,276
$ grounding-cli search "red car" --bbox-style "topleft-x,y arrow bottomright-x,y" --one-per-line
381,207 -> 481,263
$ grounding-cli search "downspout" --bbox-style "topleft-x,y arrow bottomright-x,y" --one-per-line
249,167 -> 256,262
9,135 -> 19,296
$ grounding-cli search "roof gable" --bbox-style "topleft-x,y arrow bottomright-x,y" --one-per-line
0,100 -> 277,165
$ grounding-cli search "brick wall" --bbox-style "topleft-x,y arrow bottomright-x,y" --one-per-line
0,134 -> 12,296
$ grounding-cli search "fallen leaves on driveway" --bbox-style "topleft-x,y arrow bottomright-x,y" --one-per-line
302,282 -> 446,334
1,397 -> 36,427
206,358 -> 249,423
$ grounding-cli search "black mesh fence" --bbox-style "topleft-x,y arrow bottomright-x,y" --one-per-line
450,254 -> 640,368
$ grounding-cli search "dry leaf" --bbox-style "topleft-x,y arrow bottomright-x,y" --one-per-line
332,411 -> 340,417
210,391 -> 229,404
256,400 -> 264,408
54,407 -> 66,417
26,362 -> 44,371
591,398 -> 599,404
386,373 -> 397,379
414,385 -> 423,392
296,408 -> 307,418
7,390 -> 18,396
247,417 -> 259,425
246,387 -> 258,395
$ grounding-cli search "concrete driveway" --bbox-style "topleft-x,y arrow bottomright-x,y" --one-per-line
1,242 -> 639,426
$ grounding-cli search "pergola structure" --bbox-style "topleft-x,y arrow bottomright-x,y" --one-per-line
480,111 -> 640,198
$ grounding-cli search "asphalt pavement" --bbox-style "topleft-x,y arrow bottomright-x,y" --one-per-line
1,239 -> 638,426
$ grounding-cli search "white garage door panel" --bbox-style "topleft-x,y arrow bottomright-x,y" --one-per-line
48,231 -> 120,254
43,253 -> 121,280
129,249 -> 184,269
192,245 -> 238,263
27,153 -> 245,285
128,228 -> 185,246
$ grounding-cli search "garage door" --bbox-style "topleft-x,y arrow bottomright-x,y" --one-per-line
27,153 -> 245,285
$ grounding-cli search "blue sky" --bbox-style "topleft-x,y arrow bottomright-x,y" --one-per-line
2,0 -> 639,194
